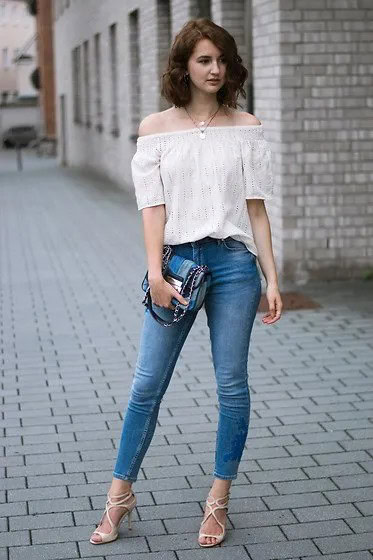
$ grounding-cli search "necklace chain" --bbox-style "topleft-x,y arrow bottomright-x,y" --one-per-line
184,104 -> 221,139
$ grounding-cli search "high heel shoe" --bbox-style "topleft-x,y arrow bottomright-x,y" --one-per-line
198,491 -> 230,547
90,489 -> 137,545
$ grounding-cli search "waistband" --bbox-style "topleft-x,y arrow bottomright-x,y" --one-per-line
174,236 -> 227,247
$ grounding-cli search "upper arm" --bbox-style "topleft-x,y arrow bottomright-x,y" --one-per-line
137,113 -> 163,137
246,198 -> 267,218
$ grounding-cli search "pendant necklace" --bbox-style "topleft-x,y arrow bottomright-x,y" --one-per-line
184,104 -> 221,139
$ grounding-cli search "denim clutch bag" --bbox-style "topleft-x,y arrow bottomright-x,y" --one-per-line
141,245 -> 211,327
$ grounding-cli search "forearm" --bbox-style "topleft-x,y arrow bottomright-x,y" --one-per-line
248,204 -> 278,287
141,205 -> 166,280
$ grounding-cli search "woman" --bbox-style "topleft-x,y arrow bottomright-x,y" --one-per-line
90,18 -> 282,548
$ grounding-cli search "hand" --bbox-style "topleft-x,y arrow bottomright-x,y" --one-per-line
262,284 -> 282,325
149,277 -> 189,310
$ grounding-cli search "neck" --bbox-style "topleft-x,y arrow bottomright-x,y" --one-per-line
184,92 -> 220,118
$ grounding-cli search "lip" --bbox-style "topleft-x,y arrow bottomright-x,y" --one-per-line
207,79 -> 220,83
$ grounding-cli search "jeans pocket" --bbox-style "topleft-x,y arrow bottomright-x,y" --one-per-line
221,237 -> 250,253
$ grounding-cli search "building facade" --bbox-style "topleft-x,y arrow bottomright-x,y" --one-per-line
0,0 -> 38,102
53,0 -> 373,286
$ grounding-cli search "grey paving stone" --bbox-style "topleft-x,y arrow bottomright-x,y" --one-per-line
314,532 -> 373,554
103,554 -> 176,560
292,503 -> 362,522
346,515 -> 373,533
281,519 -> 352,539
0,529 -> 30,546
180,549 -> 250,560
7,486 -> 68,502
355,501 -> 373,515
243,538 -> 319,559
137,502 -> 201,521
9,512 -> 74,531
143,464 -> 204,479
28,497 -> 91,515
78,535 -> 148,556
273,478 -> 338,494
27,473 -> 86,487
303,463 -> 366,478
8,542 -> 79,560
331,474 -> 373,489
324,487 -> 373,504
229,508 -> 297,529
247,467 -> 307,483
262,492 -> 330,510
307,553 -> 372,560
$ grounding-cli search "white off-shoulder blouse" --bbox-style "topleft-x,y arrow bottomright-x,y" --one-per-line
131,124 -> 274,257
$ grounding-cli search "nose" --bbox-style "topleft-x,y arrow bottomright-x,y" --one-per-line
210,61 -> 221,75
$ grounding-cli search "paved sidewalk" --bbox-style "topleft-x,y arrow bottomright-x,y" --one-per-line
1,151 -> 373,560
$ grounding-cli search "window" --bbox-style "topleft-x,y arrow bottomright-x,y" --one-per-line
196,0 -> 211,18
83,40 -> 91,127
129,10 -> 140,140
72,45 -> 82,123
157,0 -> 171,112
109,23 -> 119,137
94,33 -> 103,132
2,47 -> 9,68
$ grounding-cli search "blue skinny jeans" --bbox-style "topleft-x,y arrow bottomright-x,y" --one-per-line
113,236 -> 262,482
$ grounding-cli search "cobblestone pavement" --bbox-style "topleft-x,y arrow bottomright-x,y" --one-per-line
1,151 -> 373,560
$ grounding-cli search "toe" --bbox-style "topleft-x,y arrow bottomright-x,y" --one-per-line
91,533 -> 102,543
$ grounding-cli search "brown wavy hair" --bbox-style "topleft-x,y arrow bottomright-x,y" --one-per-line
161,18 -> 248,109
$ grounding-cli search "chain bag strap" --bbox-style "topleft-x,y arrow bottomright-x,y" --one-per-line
141,245 -> 211,327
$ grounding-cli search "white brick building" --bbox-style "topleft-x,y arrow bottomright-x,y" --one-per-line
53,0 -> 373,286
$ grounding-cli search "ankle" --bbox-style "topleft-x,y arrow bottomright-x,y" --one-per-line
110,478 -> 133,496
210,479 -> 231,499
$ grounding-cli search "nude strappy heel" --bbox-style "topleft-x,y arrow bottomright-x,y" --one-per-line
198,491 -> 230,547
90,489 -> 137,545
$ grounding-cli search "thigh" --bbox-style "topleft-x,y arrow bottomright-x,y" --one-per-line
204,242 -> 262,377
133,286 -> 198,398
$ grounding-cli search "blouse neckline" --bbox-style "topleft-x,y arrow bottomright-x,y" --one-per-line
136,123 -> 263,141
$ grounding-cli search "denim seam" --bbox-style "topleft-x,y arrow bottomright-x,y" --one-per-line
125,312 -> 195,478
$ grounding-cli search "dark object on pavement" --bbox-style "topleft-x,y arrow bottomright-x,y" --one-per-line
2,125 -> 37,148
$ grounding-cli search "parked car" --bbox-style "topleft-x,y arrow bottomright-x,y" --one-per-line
2,125 -> 37,148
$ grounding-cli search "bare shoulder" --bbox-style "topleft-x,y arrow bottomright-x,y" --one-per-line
137,108 -> 174,137
233,111 -> 262,126
137,113 -> 164,137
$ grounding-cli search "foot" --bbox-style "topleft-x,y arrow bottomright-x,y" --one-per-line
90,486 -> 133,544
198,494 -> 228,546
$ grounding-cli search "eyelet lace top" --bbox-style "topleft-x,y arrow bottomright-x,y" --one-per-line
131,124 -> 274,257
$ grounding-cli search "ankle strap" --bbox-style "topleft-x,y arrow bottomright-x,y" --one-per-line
108,490 -> 133,500
206,492 -> 230,505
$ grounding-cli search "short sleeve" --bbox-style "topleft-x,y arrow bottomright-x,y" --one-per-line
131,136 -> 166,211
240,133 -> 274,200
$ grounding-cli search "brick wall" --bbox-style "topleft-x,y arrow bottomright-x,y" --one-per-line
37,0 -> 56,139
253,0 -> 373,284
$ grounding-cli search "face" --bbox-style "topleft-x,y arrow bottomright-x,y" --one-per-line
187,38 -> 227,94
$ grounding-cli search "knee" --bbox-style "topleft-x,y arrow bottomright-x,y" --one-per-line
216,374 -> 250,406
129,370 -> 160,409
